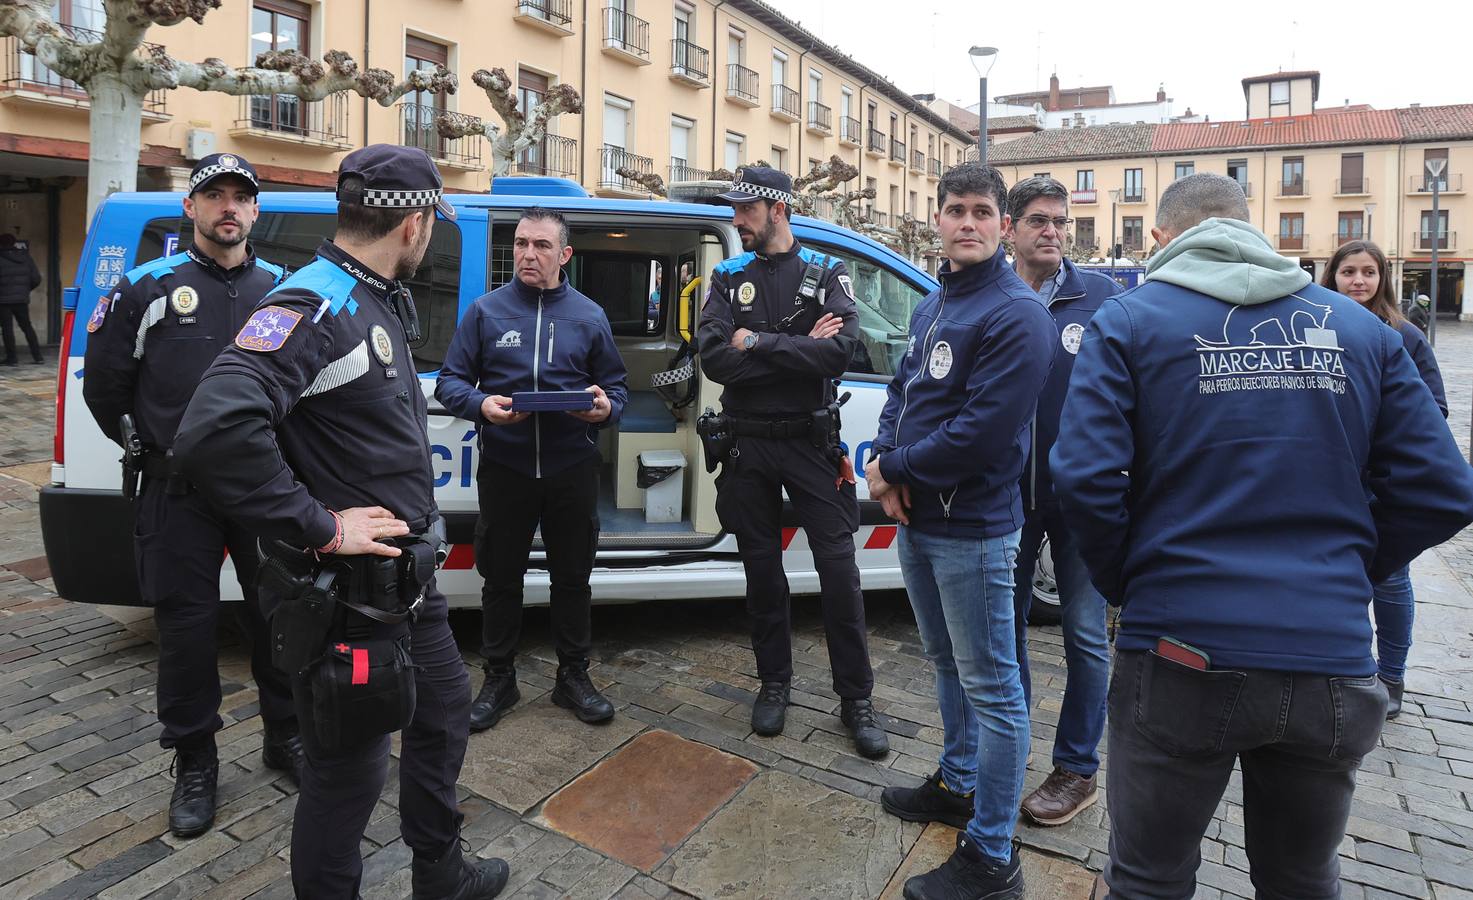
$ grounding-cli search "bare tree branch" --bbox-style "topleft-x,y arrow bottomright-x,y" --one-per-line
616,167 -> 667,197
440,68 -> 582,176
161,49 -> 456,105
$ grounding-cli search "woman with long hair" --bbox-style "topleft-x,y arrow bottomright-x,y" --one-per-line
1322,240 -> 1448,718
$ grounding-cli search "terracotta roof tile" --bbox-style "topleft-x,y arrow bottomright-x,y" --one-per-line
1150,110 -> 1403,152
1396,104 -> 1473,141
988,115 -> 1042,133
1242,70 -> 1320,85
987,123 -> 1156,164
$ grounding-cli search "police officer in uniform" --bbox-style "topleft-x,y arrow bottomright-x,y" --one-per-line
173,145 -> 508,899
695,166 -> 889,758
82,152 -> 301,839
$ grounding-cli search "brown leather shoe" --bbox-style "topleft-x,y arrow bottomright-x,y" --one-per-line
1020,767 -> 1098,826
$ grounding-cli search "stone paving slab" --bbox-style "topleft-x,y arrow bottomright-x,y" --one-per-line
538,729 -> 757,872
657,770 -> 921,899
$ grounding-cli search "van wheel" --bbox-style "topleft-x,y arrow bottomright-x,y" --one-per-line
1028,535 -> 1062,626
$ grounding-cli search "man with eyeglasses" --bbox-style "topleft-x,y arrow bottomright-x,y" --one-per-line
1003,176 -> 1120,827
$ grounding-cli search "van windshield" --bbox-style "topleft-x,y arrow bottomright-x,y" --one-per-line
136,213 -> 462,374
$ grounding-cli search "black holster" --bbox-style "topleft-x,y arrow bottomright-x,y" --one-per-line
257,542 -> 340,677
119,414 -> 143,501
696,407 -> 736,473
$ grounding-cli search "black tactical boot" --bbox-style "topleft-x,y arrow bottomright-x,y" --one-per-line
168,744 -> 219,838
750,681 -> 790,736
903,833 -> 1024,900
552,662 -> 615,723
840,697 -> 891,759
261,720 -> 305,786
469,667 -> 521,732
881,769 -> 974,829
411,839 -> 509,900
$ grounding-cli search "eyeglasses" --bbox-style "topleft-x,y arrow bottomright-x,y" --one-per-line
1020,216 -> 1073,231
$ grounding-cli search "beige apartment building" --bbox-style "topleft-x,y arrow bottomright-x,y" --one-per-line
0,0 -> 971,340
988,71 -> 1473,316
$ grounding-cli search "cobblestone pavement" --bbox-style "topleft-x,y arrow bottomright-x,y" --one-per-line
2,329 -> 1473,899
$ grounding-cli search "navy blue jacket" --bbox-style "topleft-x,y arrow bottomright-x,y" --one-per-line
1052,280 -> 1473,676
874,246 -> 1056,537
436,274 -> 628,479
176,241 -> 434,549
1021,259 -> 1120,509
1396,320 -> 1447,417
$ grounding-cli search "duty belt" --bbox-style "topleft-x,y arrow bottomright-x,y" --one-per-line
729,416 -> 813,439
140,449 -> 194,495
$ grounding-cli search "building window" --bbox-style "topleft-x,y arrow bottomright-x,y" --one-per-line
1423,148 -> 1450,191
1174,161 -> 1194,181
1124,168 -> 1144,202
1339,153 -> 1364,194
889,185 -> 900,216
1278,213 -> 1304,250
1281,157 -> 1305,196
727,27 -> 745,65
808,69 -> 822,103
402,36 -> 450,158
771,49 -> 788,89
724,131 -> 744,171
1227,159 -> 1249,195
1075,217 -> 1095,252
1034,172 -> 1050,179
673,1 -> 693,43
670,115 -> 695,180
1269,80 -> 1290,115
1076,170 -> 1094,191
514,68 -> 551,171
770,146 -> 788,172
865,176 -> 877,217
1420,210 -> 1450,249
1122,216 -> 1144,252
1337,212 -> 1364,246
927,197 -> 935,222
250,0 -> 312,133
840,86 -> 853,121
18,0 -> 102,88
909,190 -> 918,217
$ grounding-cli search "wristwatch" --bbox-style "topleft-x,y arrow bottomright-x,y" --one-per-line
742,332 -> 760,351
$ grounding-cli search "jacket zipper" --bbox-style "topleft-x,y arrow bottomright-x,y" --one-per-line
893,280 -> 947,442
533,292 -> 545,479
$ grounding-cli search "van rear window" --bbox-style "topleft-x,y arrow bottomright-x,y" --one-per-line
136,214 -> 461,373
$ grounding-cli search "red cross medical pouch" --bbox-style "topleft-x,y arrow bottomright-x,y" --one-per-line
305,637 -> 417,752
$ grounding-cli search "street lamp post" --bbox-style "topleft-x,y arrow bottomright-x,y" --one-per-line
968,46 -> 998,166
1363,201 -> 1375,245
1109,188 -> 1121,283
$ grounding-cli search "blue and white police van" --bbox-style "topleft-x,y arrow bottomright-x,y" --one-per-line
41,177 -> 1059,617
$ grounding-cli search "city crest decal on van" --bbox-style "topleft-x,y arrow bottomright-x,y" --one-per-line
236,305 -> 304,352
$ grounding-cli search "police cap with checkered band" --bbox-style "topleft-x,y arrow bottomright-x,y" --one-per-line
335,144 -> 457,221
189,152 -> 259,196
716,166 -> 795,208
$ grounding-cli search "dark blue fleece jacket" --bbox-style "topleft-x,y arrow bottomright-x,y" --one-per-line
1052,218 -> 1473,675
435,274 -> 628,479
1021,259 -> 1121,509
874,246 -> 1056,538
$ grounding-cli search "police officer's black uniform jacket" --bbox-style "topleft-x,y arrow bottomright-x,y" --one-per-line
174,240 -> 435,550
695,241 -> 863,413
83,246 -> 285,449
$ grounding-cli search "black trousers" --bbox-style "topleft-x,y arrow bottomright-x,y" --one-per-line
1102,649 -> 1387,900
0,304 -> 42,362
257,581 -> 470,899
476,455 -> 600,670
715,435 -> 874,699
132,477 -> 294,751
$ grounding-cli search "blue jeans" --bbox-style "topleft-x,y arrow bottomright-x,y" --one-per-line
1012,505 -> 1111,777
1372,565 -> 1414,683
898,526 -> 1029,865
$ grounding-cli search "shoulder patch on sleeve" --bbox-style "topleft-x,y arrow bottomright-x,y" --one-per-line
235,305 -> 305,352
85,295 -> 112,333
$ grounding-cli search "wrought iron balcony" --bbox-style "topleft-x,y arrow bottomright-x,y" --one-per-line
929,158 -> 941,179
839,116 -> 862,145
1334,177 -> 1370,195
1410,173 -> 1463,194
866,129 -> 886,155
806,101 -> 831,134
513,0 -> 573,33
669,39 -> 709,85
911,149 -> 925,172
726,64 -> 758,106
399,103 -> 483,167
235,92 -> 349,148
1413,230 -> 1454,251
771,84 -> 799,121
515,133 -> 578,178
1274,233 -> 1309,252
669,160 -> 710,182
2,28 -> 167,116
600,144 -> 654,193
602,7 -> 650,64
1276,179 -> 1307,198
889,137 -> 905,164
